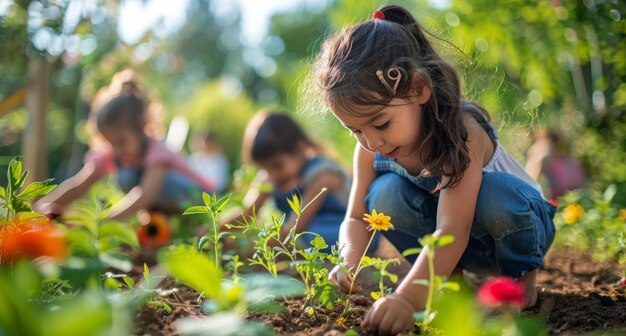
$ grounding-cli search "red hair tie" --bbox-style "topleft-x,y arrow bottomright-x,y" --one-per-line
372,10 -> 385,20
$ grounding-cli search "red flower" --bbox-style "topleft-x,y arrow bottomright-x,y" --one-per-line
549,198 -> 559,207
478,277 -> 525,308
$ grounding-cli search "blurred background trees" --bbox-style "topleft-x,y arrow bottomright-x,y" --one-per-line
0,0 -> 624,203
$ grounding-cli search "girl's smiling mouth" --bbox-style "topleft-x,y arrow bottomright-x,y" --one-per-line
382,147 -> 400,158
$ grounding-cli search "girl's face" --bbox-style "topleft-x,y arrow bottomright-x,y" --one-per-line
101,127 -> 145,165
257,152 -> 305,190
333,97 -> 424,160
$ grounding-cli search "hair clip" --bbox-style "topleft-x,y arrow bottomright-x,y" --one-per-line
372,10 -> 385,20
376,68 -> 402,96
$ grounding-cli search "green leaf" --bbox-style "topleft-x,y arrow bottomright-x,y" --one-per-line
183,206 -> 210,215
242,274 -> 305,303
258,181 -> 273,194
434,235 -> 455,248
147,300 -> 172,314
312,280 -> 337,309
370,291 -> 382,300
438,281 -> 460,292
159,245 -> 223,298
16,179 -> 56,200
0,185 -> 5,200
202,192 -> 215,208
99,253 -> 132,272
143,263 -> 150,282
65,229 -> 99,256
387,273 -> 398,284
104,277 -> 122,289
310,235 -> 328,250
218,232 -> 235,241
247,299 -> 284,313
360,256 -> 375,267
42,291 -> 112,336
122,276 -> 135,289
8,158 -> 23,189
12,199 -> 32,213
603,184 -> 617,202
287,194 -> 301,216
99,221 -> 139,248
197,236 -> 211,251
213,194 -> 231,214
176,313 -> 273,336
402,247 -> 422,257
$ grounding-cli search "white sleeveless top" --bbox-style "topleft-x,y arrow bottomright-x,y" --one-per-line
484,143 -> 544,198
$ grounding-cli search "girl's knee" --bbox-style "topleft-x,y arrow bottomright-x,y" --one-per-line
470,173 -> 556,276
365,173 -> 428,215
473,172 -> 544,239
365,173 -> 437,241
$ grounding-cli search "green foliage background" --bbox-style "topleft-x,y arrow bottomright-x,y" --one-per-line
0,0 -> 624,202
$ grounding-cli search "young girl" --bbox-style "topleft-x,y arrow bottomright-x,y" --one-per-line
222,111 -> 362,251
35,93 -> 215,220
313,5 -> 556,334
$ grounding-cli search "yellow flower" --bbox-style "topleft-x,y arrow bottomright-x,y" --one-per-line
336,317 -> 347,326
562,204 -> 584,224
619,209 -> 626,222
363,209 -> 394,231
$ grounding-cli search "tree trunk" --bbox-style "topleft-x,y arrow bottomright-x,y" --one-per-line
23,57 -> 52,183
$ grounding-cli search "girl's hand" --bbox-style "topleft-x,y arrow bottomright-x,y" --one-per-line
328,264 -> 361,293
362,293 -> 416,335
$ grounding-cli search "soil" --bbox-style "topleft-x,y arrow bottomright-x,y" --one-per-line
132,249 -> 626,335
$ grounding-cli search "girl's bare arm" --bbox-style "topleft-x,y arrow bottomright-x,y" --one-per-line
34,162 -> 103,215
339,144 -> 377,267
108,164 -> 167,220
393,118 -> 490,310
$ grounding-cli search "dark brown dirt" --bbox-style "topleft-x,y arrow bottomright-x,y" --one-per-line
528,250 -> 626,335
132,249 -> 626,335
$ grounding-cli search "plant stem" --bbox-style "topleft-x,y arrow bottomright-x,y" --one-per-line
423,246 -> 436,330
343,230 -> 376,314
211,212 -> 219,267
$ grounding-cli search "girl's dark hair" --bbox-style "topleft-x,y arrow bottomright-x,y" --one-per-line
96,93 -> 145,133
245,112 -> 315,163
314,5 -> 486,190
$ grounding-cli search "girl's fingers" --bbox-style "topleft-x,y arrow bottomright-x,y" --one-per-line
390,317 -> 410,336
361,308 -> 371,328
364,303 -> 386,332
378,309 -> 396,335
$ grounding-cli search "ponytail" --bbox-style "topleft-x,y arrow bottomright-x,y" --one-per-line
379,5 -> 438,62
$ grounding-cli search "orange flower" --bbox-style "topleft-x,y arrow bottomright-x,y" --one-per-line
335,317 -> 348,326
137,212 -> 171,249
619,209 -> 626,222
562,204 -> 584,224
363,209 -> 393,231
1,217 -> 67,263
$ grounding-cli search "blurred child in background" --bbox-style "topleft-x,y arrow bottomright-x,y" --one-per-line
526,128 -> 587,199
189,131 -> 229,194
222,111 -> 372,251
35,92 -> 215,220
